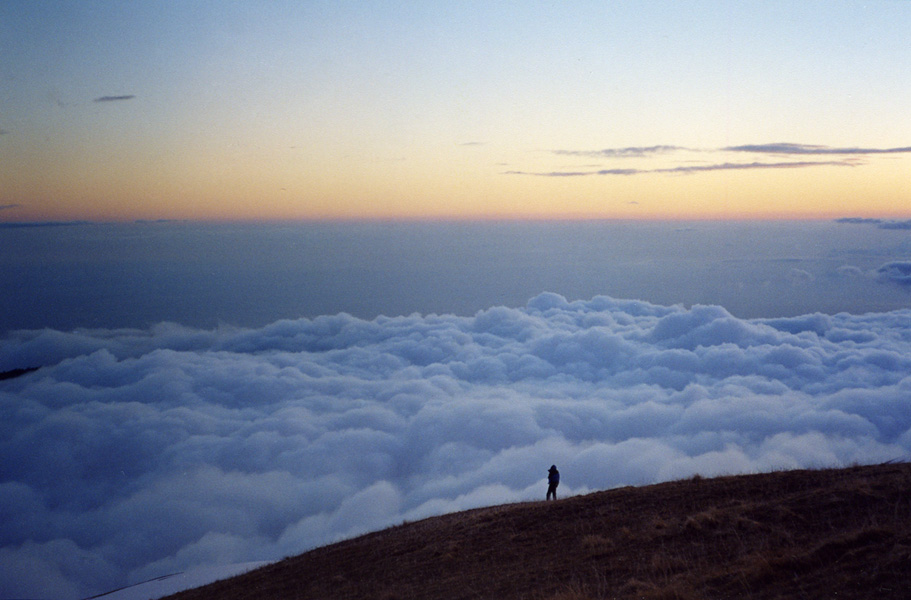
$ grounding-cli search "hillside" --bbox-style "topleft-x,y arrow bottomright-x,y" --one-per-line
166,462 -> 911,600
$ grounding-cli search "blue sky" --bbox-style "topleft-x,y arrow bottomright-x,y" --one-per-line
2,1 -> 911,220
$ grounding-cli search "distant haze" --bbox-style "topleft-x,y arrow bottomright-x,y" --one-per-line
2,220 -> 911,334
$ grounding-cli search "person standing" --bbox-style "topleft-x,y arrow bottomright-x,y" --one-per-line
546,465 -> 560,500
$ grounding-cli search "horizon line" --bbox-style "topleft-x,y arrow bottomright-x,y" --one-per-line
4,214 -> 911,226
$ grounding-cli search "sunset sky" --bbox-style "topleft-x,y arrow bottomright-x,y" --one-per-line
2,1 -> 910,222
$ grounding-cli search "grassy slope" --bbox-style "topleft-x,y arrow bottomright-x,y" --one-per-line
167,462 -> 911,600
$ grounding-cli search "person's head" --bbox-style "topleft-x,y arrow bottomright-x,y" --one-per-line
549,465 -> 557,472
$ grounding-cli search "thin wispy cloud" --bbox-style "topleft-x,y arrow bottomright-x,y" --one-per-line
0,204 -> 21,211
726,143 -> 911,155
0,220 -> 92,228
836,217 -> 911,230
93,95 -> 135,103
553,145 -> 683,158
555,142 -> 911,158
504,169 -> 640,177
506,160 -> 854,177
835,217 -> 884,225
655,160 -> 856,174
878,221 -> 911,230
505,142 -> 907,177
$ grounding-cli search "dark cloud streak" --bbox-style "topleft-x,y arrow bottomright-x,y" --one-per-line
835,217 -> 884,225
726,143 -> 911,155
653,160 -> 855,174
93,95 -> 136,103
506,160 -> 854,177
513,142 -> 910,178
875,220 -> 911,230
0,220 -> 91,228
876,262 -> 911,286
835,218 -> 911,230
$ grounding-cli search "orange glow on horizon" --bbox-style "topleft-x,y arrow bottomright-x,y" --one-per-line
3,152 -> 909,224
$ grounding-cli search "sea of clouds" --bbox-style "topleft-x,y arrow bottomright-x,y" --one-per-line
2,292 -> 911,599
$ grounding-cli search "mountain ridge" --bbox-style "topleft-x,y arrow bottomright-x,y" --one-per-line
166,462 -> 911,599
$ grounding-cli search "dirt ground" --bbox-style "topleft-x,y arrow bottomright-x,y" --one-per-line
167,462 -> 911,600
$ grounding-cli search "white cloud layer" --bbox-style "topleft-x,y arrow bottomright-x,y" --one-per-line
2,293 -> 911,598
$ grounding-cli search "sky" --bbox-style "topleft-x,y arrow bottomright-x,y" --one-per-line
2,0 -> 911,221
5,220 -> 911,335
3,293 -> 911,598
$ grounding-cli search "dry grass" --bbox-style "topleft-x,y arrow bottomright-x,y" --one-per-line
166,461 -> 911,600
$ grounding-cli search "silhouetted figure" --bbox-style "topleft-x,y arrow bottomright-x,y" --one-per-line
546,465 -> 559,500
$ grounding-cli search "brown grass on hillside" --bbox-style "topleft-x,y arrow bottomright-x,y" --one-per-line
166,462 -> 911,600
